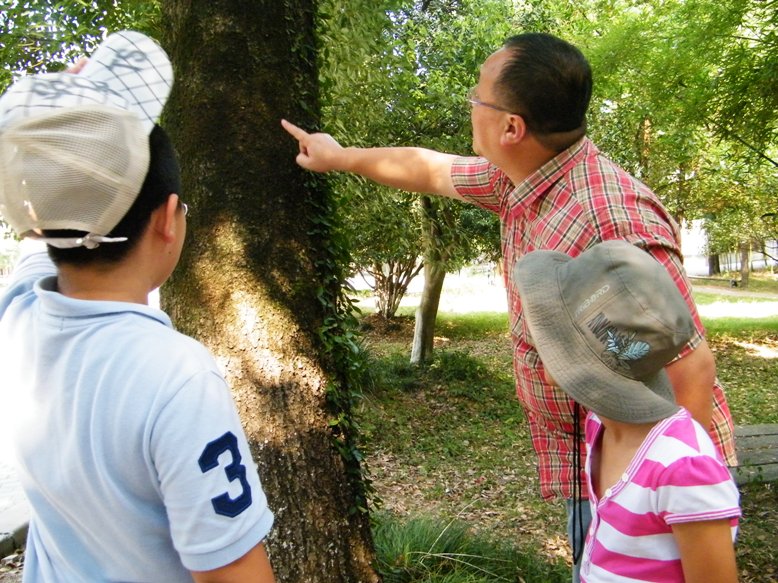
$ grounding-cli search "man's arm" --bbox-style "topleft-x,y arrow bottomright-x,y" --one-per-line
191,542 -> 275,583
631,242 -> 716,431
665,339 -> 715,431
281,119 -> 462,199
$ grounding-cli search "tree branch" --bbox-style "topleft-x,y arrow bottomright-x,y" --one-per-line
707,117 -> 778,167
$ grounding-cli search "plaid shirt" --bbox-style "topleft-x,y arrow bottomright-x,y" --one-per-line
451,137 -> 737,500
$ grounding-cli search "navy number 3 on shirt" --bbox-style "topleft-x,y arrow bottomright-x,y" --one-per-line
198,431 -> 253,517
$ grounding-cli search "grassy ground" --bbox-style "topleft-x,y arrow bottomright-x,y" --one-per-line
690,270 -> 778,295
356,286 -> 778,582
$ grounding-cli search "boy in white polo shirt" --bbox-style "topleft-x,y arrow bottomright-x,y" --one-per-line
0,31 -> 274,582
514,241 -> 740,582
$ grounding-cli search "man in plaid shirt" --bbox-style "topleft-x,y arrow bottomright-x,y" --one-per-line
283,32 -> 736,581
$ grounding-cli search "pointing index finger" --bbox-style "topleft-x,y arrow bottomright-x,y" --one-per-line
281,119 -> 309,141
66,57 -> 89,74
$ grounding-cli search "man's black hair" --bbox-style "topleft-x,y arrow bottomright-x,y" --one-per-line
498,33 -> 592,151
46,124 -> 181,266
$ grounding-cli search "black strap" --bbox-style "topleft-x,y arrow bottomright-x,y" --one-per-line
572,402 -> 585,565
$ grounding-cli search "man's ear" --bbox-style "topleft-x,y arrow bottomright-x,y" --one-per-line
500,114 -> 528,146
152,194 -> 180,243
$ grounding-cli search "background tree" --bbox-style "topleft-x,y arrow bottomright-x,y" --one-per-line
3,1 -> 380,581
0,0 -> 161,83
159,2 -> 378,581
347,187 -> 424,319
395,0 -> 508,363
319,0 -> 510,362
317,0 -> 421,320
572,0 -> 777,283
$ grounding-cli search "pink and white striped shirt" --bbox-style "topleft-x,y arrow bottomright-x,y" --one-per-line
581,408 -> 740,582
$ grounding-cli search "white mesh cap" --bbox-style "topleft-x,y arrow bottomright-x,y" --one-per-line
0,30 -> 173,248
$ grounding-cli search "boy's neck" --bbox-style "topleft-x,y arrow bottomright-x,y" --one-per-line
56,261 -> 155,305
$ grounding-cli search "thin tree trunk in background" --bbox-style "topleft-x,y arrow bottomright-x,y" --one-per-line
708,253 -> 721,275
739,241 -> 750,288
370,257 -> 423,319
160,2 -> 378,581
411,261 -> 446,364
411,196 -> 454,364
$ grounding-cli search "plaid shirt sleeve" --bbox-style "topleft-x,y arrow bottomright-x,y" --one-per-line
450,156 -> 514,213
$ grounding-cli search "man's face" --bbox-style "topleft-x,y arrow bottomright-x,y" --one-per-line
470,48 -> 512,158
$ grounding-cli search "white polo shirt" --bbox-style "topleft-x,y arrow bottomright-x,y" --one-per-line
0,250 -> 273,582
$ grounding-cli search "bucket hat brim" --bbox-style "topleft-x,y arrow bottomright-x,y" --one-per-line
514,245 -> 683,424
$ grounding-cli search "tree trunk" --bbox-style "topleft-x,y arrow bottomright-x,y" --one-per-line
369,258 -> 423,319
409,195 -> 459,364
160,2 -> 377,582
411,261 -> 446,364
708,253 -> 721,275
739,241 -> 750,288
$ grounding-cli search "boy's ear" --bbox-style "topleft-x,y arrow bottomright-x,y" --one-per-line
152,194 -> 180,243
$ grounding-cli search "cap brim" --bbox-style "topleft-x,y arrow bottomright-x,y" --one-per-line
0,31 -> 172,135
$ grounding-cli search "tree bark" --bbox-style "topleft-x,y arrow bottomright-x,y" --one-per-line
410,261 -> 446,364
410,196 -> 453,364
708,253 -> 721,275
739,241 -> 751,288
159,2 -> 377,582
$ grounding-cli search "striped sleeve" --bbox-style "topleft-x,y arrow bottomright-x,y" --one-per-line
656,455 -> 741,525
646,419 -> 741,525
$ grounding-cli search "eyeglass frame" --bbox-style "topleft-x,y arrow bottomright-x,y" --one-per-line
178,201 -> 189,216
466,87 -> 526,119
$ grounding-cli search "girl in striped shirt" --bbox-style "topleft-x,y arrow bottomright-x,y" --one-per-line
515,241 -> 740,583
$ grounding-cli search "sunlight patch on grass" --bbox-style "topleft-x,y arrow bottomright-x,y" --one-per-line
734,340 -> 778,359
703,316 -> 778,335
699,301 -> 778,319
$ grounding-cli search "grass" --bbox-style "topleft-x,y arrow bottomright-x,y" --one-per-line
690,270 -> 778,294
358,288 -> 778,583
708,327 -> 778,425
373,511 -> 568,583
695,291 -> 776,304
695,292 -> 778,426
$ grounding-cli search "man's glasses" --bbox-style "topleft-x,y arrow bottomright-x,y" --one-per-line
467,87 -> 522,116
178,201 -> 189,216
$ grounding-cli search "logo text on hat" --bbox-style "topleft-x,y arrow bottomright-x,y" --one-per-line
575,284 -> 610,317
30,76 -> 125,106
105,48 -> 148,74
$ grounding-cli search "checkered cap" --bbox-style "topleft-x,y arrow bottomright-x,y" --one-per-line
0,31 -> 173,248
